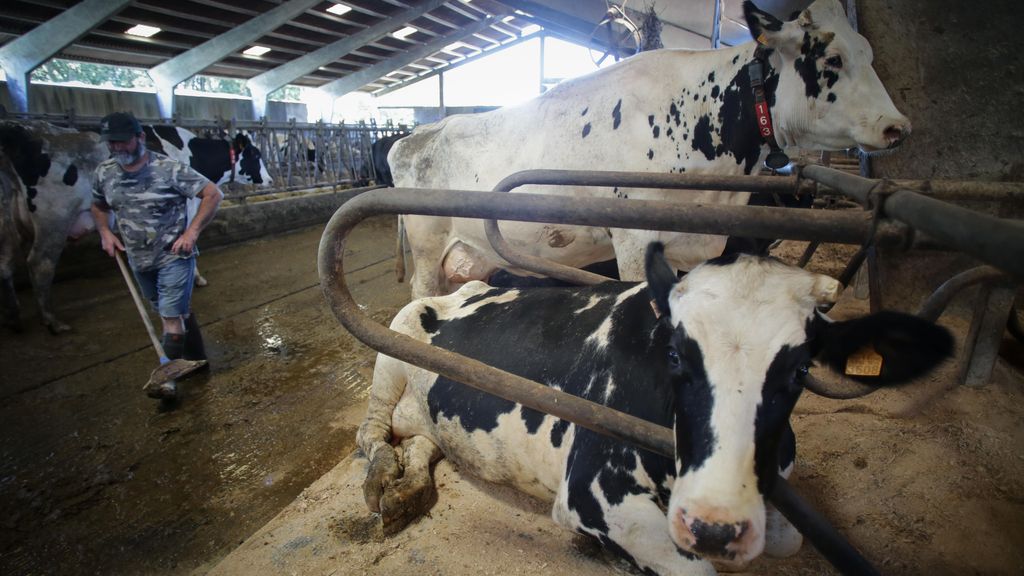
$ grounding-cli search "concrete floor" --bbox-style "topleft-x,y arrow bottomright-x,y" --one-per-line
0,216 -> 408,575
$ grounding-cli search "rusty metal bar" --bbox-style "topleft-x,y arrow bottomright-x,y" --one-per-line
319,187 -> 879,575
801,165 -> 1024,279
482,169 -> 843,284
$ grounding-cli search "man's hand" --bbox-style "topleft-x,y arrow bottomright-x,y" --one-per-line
99,227 -> 125,257
171,228 -> 199,255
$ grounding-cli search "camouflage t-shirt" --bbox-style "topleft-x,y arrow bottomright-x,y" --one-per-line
92,152 -> 209,271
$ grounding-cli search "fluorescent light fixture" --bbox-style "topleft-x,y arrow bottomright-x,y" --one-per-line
326,3 -> 352,16
125,24 -> 161,38
243,45 -> 271,56
521,24 -> 541,35
392,26 -> 417,39
502,15 -> 515,23
444,42 -> 464,51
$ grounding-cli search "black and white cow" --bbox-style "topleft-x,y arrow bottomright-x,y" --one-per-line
390,0 -> 911,299
358,244 -> 953,574
0,121 -> 108,333
141,125 -> 272,187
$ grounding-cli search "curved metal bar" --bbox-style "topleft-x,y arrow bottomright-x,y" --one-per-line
803,372 -> 876,400
801,165 -> 1024,280
319,187 -> 878,575
916,266 -> 1010,322
483,169 -> 806,284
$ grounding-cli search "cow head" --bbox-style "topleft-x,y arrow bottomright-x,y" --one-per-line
645,243 -> 951,564
743,0 -> 910,152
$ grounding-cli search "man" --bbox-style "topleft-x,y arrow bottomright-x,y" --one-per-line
91,112 -> 223,399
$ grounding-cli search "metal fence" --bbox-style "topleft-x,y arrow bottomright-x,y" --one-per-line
1,110 -> 410,196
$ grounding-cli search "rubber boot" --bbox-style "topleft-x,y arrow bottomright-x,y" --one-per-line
183,313 -> 208,362
147,333 -> 185,399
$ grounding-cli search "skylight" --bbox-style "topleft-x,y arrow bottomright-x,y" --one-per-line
392,26 -> 417,39
326,4 -> 352,16
125,24 -> 161,38
243,46 -> 271,56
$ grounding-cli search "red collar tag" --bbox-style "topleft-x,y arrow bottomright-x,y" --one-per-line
755,100 -> 774,139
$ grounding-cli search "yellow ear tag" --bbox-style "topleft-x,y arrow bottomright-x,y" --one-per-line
757,32 -> 769,45
845,344 -> 884,377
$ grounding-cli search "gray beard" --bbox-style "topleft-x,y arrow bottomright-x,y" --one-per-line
114,141 -> 146,167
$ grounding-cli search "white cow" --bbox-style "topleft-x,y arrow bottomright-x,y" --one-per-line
390,0 -> 910,299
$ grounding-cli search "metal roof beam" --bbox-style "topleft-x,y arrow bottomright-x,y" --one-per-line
248,0 -> 452,119
0,0 -> 131,112
372,30 -> 535,97
148,0 -> 322,118
318,14 -> 504,108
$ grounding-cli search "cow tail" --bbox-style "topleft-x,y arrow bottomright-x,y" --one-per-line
395,215 -> 407,283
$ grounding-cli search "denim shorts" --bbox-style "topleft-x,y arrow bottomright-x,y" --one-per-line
133,256 -> 195,318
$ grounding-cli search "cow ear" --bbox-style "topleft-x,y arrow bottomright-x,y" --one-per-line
645,242 -> 678,319
815,311 -> 954,385
743,1 -> 786,44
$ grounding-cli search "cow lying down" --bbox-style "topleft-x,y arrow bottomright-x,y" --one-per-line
358,244 -> 953,574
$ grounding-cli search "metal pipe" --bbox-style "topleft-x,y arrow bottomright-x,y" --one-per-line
802,165 -> 1024,279
917,266 -> 1009,322
318,186 -> 879,575
483,169 -> 815,284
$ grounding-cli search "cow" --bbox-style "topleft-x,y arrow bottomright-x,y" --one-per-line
390,0 -> 911,299
370,132 -> 409,187
357,243 -> 953,575
140,125 -> 272,187
0,120 -> 109,333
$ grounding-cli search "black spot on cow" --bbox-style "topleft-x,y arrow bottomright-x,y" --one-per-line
707,72 -> 715,83
550,419 -> 570,447
693,93 -> 700,102
794,32 -> 831,98
188,137 -> 233,183
743,0 -> 785,34
669,103 -> 681,126
151,125 -> 184,150
711,85 -> 720,99
611,99 -> 622,130
691,115 -> 718,161
141,126 -> 166,155
652,126 -> 660,138
671,332 -> 717,474
715,57 -> 779,174
647,114 -> 655,127
581,107 -> 589,116
732,54 -> 740,64
237,143 -> 264,184
824,69 -> 839,89
419,306 -> 442,334
62,164 -> 78,186
666,127 -> 673,138
827,92 -> 837,103
582,122 -> 592,138
647,149 -> 654,160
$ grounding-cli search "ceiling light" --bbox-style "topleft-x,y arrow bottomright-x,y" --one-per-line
326,3 -> 352,16
243,45 -> 271,56
521,24 -> 541,35
125,24 -> 161,38
502,15 -> 515,23
444,42 -> 464,51
392,26 -> 417,39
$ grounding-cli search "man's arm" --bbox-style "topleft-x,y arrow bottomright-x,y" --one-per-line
171,182 -> 223,255
91,202 -> 124,257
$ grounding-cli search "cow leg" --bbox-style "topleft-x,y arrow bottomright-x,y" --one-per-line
0,263 -> 21,332
764,424 -> 802,558
194,263 -> 208,287
25,230 -> 70,334
553,482 -> 717,576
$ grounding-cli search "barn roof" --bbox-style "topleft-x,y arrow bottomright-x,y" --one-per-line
0,0 -> 754,116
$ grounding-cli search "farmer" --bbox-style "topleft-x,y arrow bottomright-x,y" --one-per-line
90,111 -> 223,399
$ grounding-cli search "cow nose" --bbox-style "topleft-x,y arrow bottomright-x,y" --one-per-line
686,517 -> 750,556
884,121 -> 911,148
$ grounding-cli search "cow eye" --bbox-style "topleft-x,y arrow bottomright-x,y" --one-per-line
667,348 -> 682,369
825,55 -> 843,69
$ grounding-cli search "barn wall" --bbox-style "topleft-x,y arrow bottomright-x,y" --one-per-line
0,82 -> 307,122
857,0 -> 1022,316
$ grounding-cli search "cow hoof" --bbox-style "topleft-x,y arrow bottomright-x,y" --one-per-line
379,473 -> 437,535
364,446 -> 401,514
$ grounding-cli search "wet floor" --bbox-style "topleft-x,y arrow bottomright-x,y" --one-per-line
0,216 -> 409,575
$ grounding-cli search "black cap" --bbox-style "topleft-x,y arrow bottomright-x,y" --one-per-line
100,112 -> 142,142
